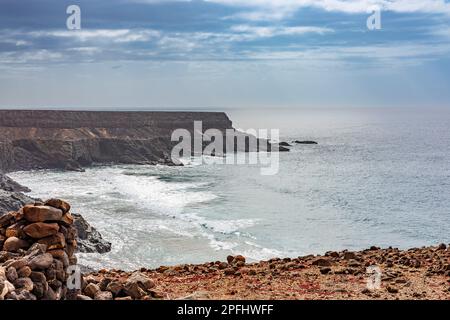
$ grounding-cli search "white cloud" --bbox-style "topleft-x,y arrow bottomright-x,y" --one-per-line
230,25 -> 334,38
29,29 -> 161,43
208,0 -> 450,20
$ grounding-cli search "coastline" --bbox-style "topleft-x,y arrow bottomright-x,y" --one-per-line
1,195 -> 449,300
1,110 -> 449,300
83,244 -> 450,300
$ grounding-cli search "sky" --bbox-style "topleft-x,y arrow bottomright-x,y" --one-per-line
0,0 -> 450,109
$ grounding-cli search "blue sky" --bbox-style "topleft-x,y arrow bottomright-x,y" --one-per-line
0,0 -> 450,109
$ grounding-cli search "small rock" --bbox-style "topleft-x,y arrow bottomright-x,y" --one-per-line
17,266 -> 32,278
348,259 -> 361,267
106,281 -> 123,296
224,268 -> 235,276
6,267 -> 18,282
312,258 -> 332,267
387,286 -> 399,294
320,267 -> 332,275
0,213 -> 15,228
94,290 -> 113,300
42,286 -> 57,300
343,252 -> 357,260
177,291 -> 211,300
123,272 -> 155,299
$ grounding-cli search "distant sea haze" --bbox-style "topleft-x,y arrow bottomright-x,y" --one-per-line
11,108 -> 450,270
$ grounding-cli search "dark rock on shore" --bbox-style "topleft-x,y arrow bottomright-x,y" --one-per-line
0,190 -> 35,215
0,173 -> 35,215
0,174 -> 30,193
72,214 -> 111,254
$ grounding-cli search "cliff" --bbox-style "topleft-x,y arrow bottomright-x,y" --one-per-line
0,110 -> 235,171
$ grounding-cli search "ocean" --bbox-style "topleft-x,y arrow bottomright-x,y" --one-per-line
9,108 -> 450,271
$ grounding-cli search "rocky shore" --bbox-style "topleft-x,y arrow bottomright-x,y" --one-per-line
81,244 -> 450,300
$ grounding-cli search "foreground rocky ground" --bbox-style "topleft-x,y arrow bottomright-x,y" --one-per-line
2,201 -> 449,300
83,244 -> 450,300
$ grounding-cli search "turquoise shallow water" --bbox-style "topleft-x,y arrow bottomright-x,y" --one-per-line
10,108 -> 450,270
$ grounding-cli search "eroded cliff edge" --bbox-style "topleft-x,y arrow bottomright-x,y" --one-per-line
0,110 -> 234,171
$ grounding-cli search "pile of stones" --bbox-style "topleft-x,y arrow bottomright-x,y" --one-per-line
0,199 -> 77,300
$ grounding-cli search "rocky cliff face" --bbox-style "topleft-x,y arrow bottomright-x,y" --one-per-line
0,110 -> 234,172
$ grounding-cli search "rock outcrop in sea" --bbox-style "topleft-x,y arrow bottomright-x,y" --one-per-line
72,214 -> 111,254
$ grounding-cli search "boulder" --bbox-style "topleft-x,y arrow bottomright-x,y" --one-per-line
28,253 -> 54,270
0,279 -> 15,300
14,277 -> 34,291
0,212 -> 15,228
5,221 -> 27,238
343,252 -> 358,260
6,267 -> 18,282
23,206 -> 63,223
123,272 -> 155,299
17,266 -> 32,278
60,213 -> 74,226
37,233 -> 66,250
106,281 -> 123,296
312,258 -> 332,267
3,236 -> 29,252
84,282 -> 100,298
44,199 -> 71,214
23,222 -> 59,239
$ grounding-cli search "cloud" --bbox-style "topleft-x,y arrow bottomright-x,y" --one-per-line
430,25 -> 450,38
206,0 -> 450,20
29,29 -> 161,43
229,25 -> 334,38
